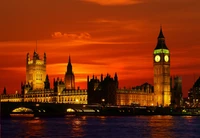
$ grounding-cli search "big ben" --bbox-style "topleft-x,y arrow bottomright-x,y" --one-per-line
153,27 -> 171,106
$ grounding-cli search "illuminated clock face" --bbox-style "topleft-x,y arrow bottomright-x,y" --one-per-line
155,55 -> 161,62
164,55 -> 169,62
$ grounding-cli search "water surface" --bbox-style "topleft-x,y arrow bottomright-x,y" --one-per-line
1,116 -> 200,138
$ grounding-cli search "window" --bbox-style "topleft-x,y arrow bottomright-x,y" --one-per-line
36,74 -> 42,80
29,74 -> 33,80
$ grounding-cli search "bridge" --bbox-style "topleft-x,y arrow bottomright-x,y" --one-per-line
0,102 -> 102,117
1,102 -> 166,117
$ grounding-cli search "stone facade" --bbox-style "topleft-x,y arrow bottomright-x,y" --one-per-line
1,52 -> 87,104
1,89 -> 87,104
153,28 -> 171,106
26,51 -> 46,90
1,28 -> 180,107
117,83 -> 154,106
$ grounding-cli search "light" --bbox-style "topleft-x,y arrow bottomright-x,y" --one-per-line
82,109 -> 95,112
151,103 -> 154,106
36,104 -> 40,107
76,99 -> 79,102
182,109 -> 186,113
102,99 -> 105,102
12,107 -> 33,113
67,108 -> 75,112
154,49 -> 169,54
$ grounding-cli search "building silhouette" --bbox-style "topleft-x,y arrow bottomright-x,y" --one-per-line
64,56 -> 75,90
53,77 -> 65,93
117,27 -> 171,106
1,27 -> 180,107
171,76 -> 183,107
1,52 -> 87,104
2,87 -> 6,95
153,27 -> 171,106
87,73 -> 118,105
44,75 -> 50,90
188,77 -> 200,107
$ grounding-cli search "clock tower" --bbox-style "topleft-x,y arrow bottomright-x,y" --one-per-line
153,27 -> 171,106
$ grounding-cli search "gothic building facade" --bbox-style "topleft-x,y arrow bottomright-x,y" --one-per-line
87,78 -> 155,106
1,52 -> 87,104
116,27 -> 172,106
87,73 -> 118,105
117,83 -> 154,106
26,51 -> 46,90
1,27 -> 181,107
153,28 -> 171,106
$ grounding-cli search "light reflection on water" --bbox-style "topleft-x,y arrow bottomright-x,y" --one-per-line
70,117 -> 85,137
148,116 -> 174,138
2,116 -> 200,138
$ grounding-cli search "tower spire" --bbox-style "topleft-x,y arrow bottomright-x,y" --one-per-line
65,55 -> 75,89
66,55 -> 72,73
154,27 -> 168,50
68,55 -> 71,64
36,40 -> 38,52
158,26 -> 165,38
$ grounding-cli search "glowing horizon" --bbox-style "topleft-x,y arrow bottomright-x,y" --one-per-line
1,0 -> 200,97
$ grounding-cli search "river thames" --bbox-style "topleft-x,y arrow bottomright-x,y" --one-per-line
1,115 -> 200,138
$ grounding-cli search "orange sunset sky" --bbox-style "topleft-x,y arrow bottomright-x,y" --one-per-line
1,0 -> 200,97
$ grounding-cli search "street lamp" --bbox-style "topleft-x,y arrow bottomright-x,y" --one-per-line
102,99 -> 105,107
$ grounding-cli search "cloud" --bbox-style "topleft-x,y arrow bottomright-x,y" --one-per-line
0,67 -> 25,72
89,18 -> 149,34
81,0 -> 143,5
51,32 -> 91,40
93,19 -> 120,24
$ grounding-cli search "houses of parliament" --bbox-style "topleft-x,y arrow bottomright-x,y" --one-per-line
1,28 -> 183,107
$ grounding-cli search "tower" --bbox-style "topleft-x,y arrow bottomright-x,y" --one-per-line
3,87 -> 6,95
171,76 -> 182,107
153,27 -> 171,106
26,51 -> 46,90
87,74 -> 117,105
114,72 -> 119,89
64,56 -> 75,89
44,75 -> 50,90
